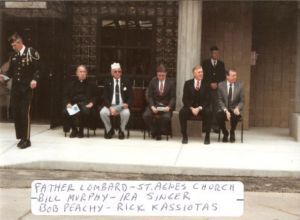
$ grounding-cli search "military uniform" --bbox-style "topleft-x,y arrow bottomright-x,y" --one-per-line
5,46 -> 40,143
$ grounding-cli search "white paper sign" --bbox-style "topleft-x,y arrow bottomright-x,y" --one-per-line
66,104 -> 80,116
31,180 -> 244,217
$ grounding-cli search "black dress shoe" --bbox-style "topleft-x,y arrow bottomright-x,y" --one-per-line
104,133 -> 111,139
204,133 -> 210,145
182,136 -> 188,144
104,128 -> 115,139
70,128 -> 78,138
17,139 -> 25,147
151,132 -> 157,139
119,131 -> 125,140
19,140 -> 31,149
109,128 -> 115,136
222,130 -> 229,143
156,135 -> 162,141
230,131 -> 236,143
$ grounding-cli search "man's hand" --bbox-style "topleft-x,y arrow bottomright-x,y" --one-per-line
164,106 -> 170,112
151,106 -> 158,114
225,109 -> 231,121
110,106 -> 118,116
210,82 -> 218,90
122,103 -> 128,109
233,107 -> 240,116
190,107 -> 200,116
0,75 -> 4,83
86,102 -> 93,108
30,80 -> 37,89
66,103 -> 72,109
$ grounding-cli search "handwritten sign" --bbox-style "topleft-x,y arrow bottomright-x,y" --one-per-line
31,180 -> 244,216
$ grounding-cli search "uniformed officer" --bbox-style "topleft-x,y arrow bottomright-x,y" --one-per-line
0,33 -> 40,149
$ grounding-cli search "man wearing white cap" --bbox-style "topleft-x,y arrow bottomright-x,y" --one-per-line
100,63 -> 132,139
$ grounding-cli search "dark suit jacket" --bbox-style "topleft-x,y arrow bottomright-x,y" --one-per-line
63,78 -> 97,106
6,47 -> 40,91
202,59 -> 226,84
217,81 -> 244,112
102,77 -> 133,108
147,77 -> 176,110
182,79 -> 211,109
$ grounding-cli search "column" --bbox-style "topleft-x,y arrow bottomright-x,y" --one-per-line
290,2 -> 300,141
172,0 -> 203,137
176,0 -> 202,109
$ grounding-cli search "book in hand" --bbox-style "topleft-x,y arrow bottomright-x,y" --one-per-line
0,74 -> 10,81
156,106 -> 168,112
67,104 -> 80,116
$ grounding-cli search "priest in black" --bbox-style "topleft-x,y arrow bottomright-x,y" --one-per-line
63,65 -> 97,138
202,46 -> 226,132
179,65 -> 212,144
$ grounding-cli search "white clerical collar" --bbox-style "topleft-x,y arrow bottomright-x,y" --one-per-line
19,46 -> 26,56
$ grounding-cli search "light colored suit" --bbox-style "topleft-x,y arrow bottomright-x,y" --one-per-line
217,81 -> 244,112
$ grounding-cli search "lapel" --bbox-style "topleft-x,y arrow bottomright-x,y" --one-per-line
224,82 -> 229,107
163,79 -> 168,95
109,78 -> 114,98
232,82 -> 239,101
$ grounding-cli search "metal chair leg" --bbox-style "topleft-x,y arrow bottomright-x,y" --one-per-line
87,128 -> 90,138
241,120 -> 244,143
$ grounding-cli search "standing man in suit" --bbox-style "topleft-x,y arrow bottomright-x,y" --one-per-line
63,65 -> 97,138
217,69 -> 244,143
143,64 -> 176,140
100,63 -> 132,139
179,65 -> 212,144
202,46 -> 226,132
0,33 -> 40,149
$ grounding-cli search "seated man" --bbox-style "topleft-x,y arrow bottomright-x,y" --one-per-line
63,65 -> 97,138
179,65 -> 212,145
143,64 -> 176,140
217,69 -> 244,143
100,63 -> 132,139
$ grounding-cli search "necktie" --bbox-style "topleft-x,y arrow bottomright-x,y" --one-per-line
213,60 -> 216,67
115,80 -> 120,105
159,81 -> 164,96
228,83 -> 232,108
195,80 -> 200,90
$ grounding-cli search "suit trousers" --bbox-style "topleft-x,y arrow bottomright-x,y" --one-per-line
63,103 -> 91,130
100,106 -> 130,132
179,106 -> 212,136
10,87 -> 33,140
210,89 -> 219,128
143,107 -> 171,135
217,109 -> 241,134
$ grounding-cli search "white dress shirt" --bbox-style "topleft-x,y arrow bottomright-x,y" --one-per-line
112,78 -> 123,105
194,79 -> 201,89
19,46 -> 26,56
211,59 -> 218,67
158,80 -> 165,92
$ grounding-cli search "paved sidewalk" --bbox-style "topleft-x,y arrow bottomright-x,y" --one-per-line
0,123 -> 299,177
0,188 -> 299,220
